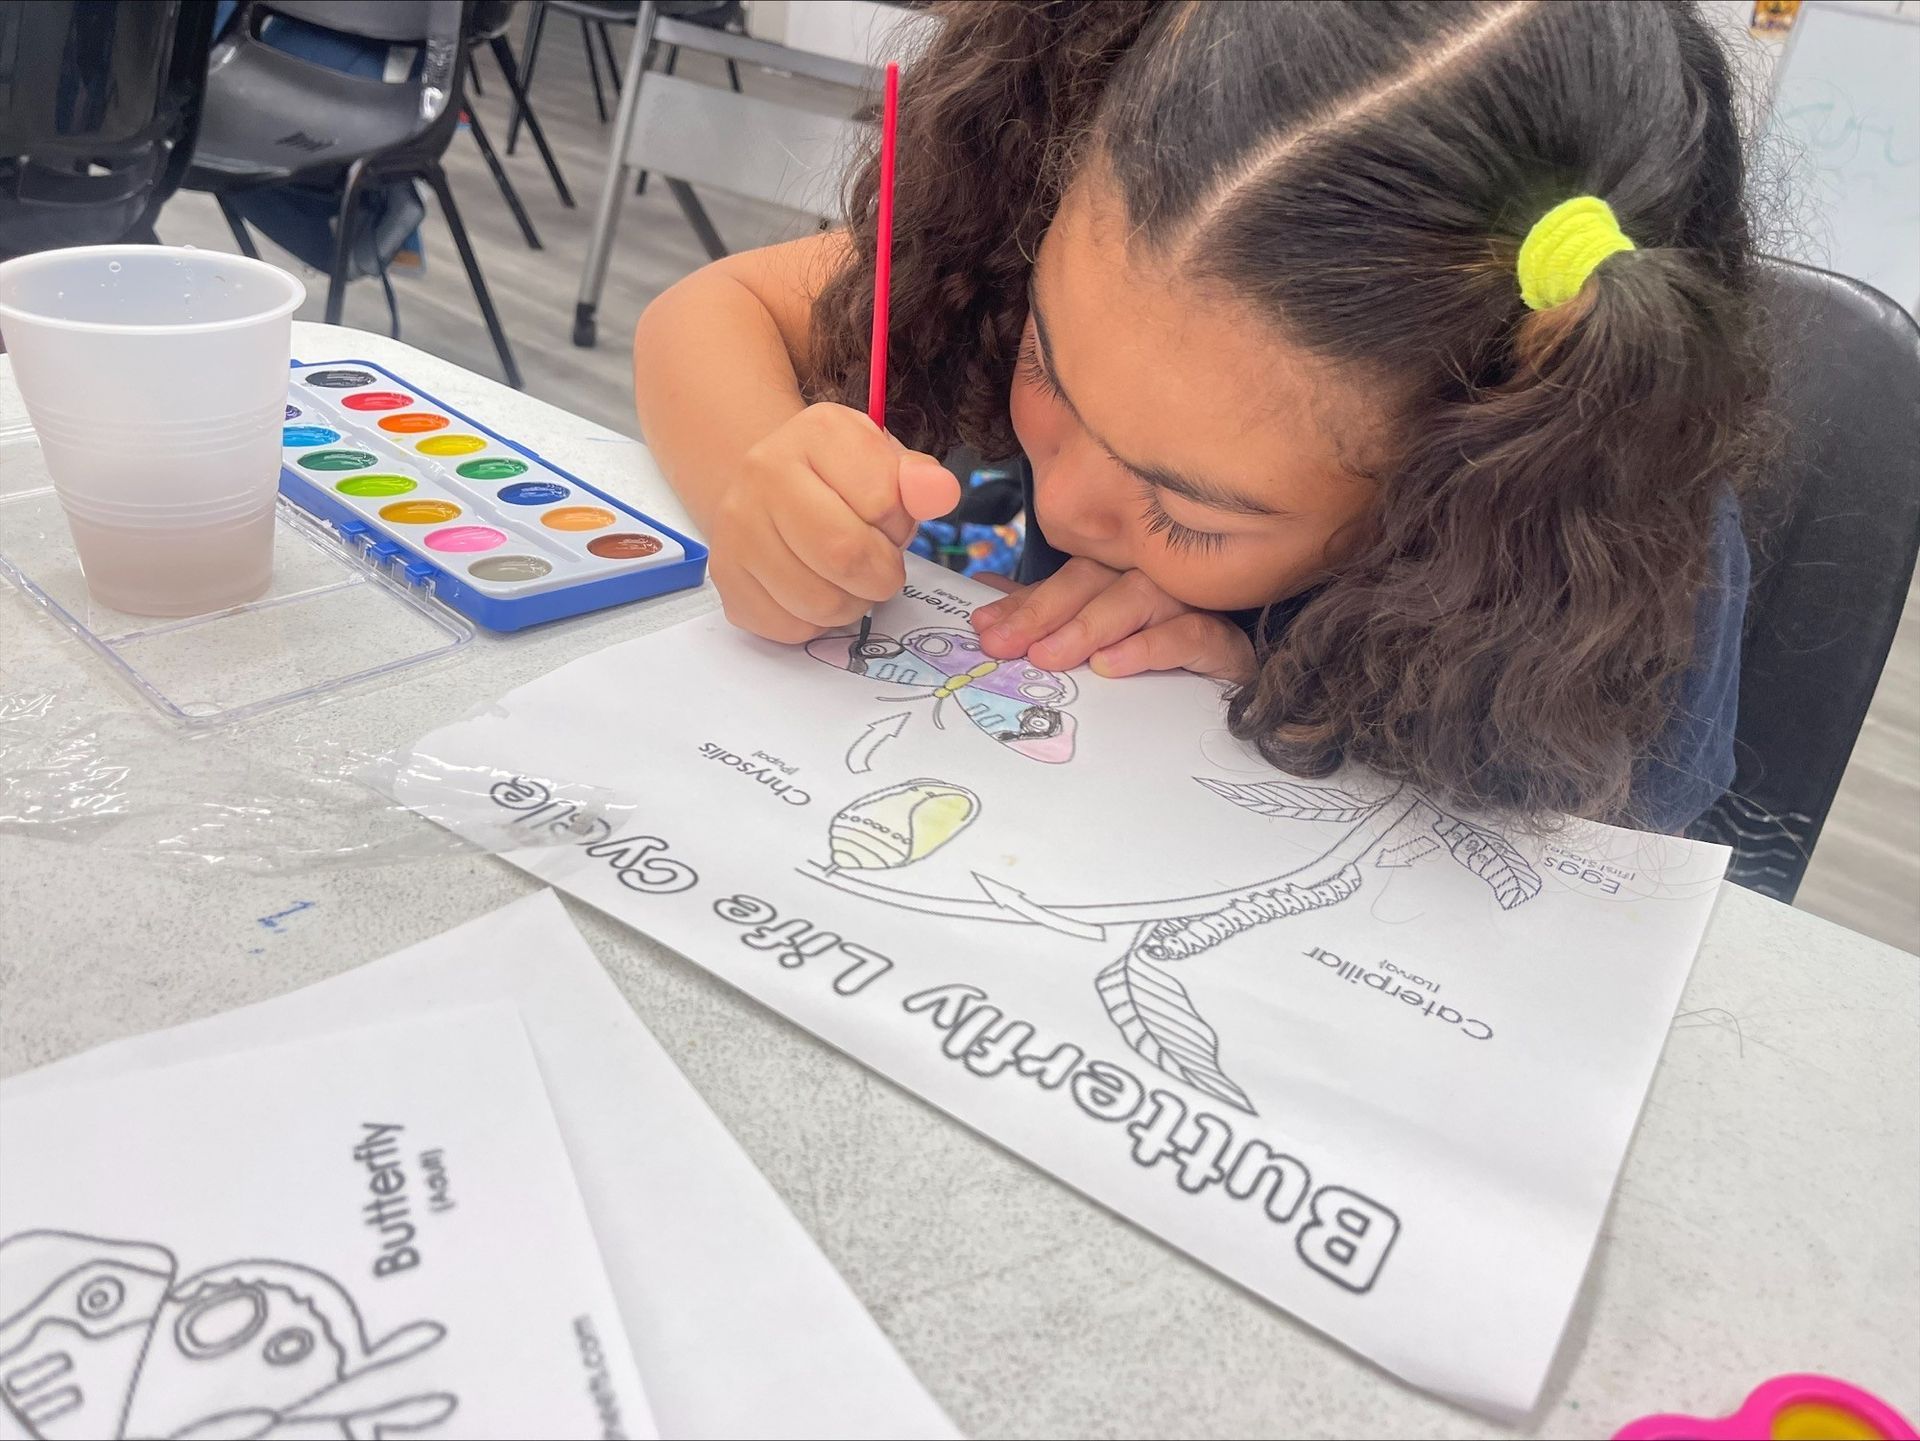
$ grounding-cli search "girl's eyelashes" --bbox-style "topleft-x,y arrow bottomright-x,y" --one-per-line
1138,482 -> 1230,556
1016,333 -> 1064,402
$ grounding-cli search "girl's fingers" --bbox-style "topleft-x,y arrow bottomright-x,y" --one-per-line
1091,613 -> 1257,683
972,558 -> 1121,658
899,455 -> 962,523
798,406 -> 923,546
712,558 -> 830,646
1028,569 -> 1185,671
750,525 -> 875,630
967,574 -> 1027,634
770,475 -> 908,604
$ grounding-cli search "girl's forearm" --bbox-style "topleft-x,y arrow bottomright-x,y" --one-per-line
633,268 -> 811,537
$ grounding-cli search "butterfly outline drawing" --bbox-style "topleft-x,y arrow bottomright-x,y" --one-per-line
805,616 -> 1079,764
0,1228 -> 456,1440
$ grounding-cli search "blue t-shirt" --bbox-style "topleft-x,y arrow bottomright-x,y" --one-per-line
1014,467 -> 1746,831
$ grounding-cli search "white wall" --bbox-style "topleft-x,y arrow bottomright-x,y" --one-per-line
743,1 -> 938,65
743,1 -> 789,44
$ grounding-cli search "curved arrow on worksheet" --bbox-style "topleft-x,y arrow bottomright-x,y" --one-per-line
844,712 -> 912,774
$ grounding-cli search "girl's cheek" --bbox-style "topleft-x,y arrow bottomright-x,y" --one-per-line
1009,373 -> 1065,467
1143,537 -> 1328,614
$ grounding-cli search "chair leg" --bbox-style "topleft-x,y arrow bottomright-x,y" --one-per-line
575,3 -> 657,350
633,44 -> 676,196
467,52 -> 484,96
465,105 -> 542,249
506,0 -> 549,155
596,22 -> 622,94
491,34 -> 573,208
581,17 -> 608,124
726,57 -> 741,93
423,164 -> 523,389
326,159 -> 373,325
666,177 -> 727,261
378,260 -> 401,341
217,197 -> 261,258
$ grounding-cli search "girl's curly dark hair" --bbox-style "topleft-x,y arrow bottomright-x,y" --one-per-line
810,0 -> 1768,825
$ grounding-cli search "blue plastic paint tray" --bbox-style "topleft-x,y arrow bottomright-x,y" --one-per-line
281,360 -> 707,632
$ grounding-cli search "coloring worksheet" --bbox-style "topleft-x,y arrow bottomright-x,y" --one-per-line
385,556 -> 1731,1417
6,892 -> 956,1441
0,1006 -> 653,1441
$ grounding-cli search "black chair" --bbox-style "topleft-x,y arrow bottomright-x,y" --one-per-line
1689,260 -> 1920,902
181,0 -> 522,387
0,1 -> 217,258
467,0 -> 574,222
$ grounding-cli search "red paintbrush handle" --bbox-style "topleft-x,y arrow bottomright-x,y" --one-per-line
867,61 -> 899,429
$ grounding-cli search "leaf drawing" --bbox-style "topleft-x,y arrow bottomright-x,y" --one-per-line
1194,776 -> 1381,824
1375,833 -> 1442,868
1429,812 -> 1542,909
1097,942 -> 1254,1113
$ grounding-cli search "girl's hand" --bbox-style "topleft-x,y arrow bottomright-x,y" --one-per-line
707,403 -> 960,643
969,558 -> 1256,682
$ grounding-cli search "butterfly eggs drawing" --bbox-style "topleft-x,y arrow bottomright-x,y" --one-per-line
805,623 -> 1079,764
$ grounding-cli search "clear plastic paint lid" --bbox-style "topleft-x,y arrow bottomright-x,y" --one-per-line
0,416 -> 472,728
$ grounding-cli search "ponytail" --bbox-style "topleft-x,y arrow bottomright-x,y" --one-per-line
808,0 -> 1162,458
1231,233 -> 1762,823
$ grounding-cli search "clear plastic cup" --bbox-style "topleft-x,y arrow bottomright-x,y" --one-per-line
0,245 -> 305,616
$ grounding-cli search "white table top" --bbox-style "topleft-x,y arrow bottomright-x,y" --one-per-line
3,326 -> 1916,1440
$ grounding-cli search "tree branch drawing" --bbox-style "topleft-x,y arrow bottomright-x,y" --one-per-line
1091,781 -> 1540,1111
803,777 -> 1542,1115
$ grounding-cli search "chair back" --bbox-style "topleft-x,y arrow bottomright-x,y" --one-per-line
469,1 -> 521,43
260,0 -> 468,143
0,0 -> 216,254
1690,260 -> 1920,900
264,1 -> 462,47
621,9 -> 933,224
189,0 -> 473,184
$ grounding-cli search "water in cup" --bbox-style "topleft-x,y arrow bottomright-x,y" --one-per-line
0,245 -> 305,616
63,509 -> 277,618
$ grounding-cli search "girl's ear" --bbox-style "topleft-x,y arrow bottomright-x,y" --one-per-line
806,1 -> 1161,463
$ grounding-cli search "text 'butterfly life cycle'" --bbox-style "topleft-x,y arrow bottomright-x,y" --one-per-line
385,559 -> 1729,1418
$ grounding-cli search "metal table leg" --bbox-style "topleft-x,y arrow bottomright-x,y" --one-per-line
573,1 -> 658,349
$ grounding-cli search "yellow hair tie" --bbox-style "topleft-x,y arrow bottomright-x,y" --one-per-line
1516,196 -> 1636,311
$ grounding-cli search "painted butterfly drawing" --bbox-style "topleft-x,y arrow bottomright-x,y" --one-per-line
805,618 -> 1079,763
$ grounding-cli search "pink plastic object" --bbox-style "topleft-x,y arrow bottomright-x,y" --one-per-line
1615,1374 -> 1918,1441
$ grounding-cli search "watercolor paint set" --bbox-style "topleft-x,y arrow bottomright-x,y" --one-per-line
280,360 -> 706,631
1,356 -> 706,729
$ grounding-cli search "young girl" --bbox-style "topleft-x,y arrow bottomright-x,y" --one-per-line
634,0 -> 1764,831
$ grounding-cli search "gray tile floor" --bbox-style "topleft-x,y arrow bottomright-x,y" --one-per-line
152,14 -> 1919,954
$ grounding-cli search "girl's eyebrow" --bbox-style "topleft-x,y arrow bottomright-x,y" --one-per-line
1027,276 -> 1290,519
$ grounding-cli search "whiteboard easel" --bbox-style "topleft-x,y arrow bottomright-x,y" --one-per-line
1767,0 -> 1920,313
